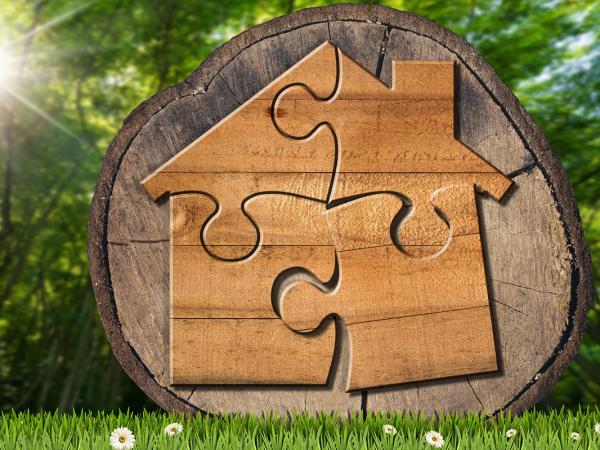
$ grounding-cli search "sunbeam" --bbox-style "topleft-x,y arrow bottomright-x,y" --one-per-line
6,1 -> 96,47
0,2 -> 97,144
0,84 -> 86,144
0,46 -> 16,87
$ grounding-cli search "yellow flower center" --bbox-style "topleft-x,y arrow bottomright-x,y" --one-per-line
119,436 -> 126,443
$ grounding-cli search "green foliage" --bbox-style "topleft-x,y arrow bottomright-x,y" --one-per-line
0,409 -> 600,449
0,0 -> 598,411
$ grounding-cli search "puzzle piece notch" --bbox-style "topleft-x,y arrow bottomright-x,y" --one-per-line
171,193 -> 337,317
142,42 -> 341,261
392,194 -> 450,258
146,171 -> 335,260
272,48 -> 511,259
391,183 -> 482,258
276,186 -> 495,390
170,192 -> 341,385
272,46 -> 512,186
273,193 -> 404,332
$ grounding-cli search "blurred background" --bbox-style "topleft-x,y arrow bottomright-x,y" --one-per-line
0,0 -> 597,412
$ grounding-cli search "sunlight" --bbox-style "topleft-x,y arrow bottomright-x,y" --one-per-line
1,86 -> 85,144
0,2 -> 96,143
0,46 -> 15,87
6,2 -> 96,47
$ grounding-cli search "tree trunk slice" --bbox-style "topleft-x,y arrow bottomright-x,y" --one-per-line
88,5 -> 592,415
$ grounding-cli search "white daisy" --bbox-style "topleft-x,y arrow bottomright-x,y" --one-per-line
595,423 -> 600,434
164,422 -> 184,436
109,427 -> 135,450
570,432 -> 581,441
382,424 -> 397,435
425,430 -> 444,448
506,428 -> 517,438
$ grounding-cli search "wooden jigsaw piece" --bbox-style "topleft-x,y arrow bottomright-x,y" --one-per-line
146,172 -> 332,260
170,192 -> 339,385
143,42 -> 340,261
273,48 -> 512,258
276,188 -> 498,390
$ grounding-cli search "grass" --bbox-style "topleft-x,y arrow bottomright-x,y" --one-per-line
0,408 -> 599,449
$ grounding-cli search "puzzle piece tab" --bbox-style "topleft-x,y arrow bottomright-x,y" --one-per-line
170,193 -> 338,384
276,188 -> 498,390
273,50 -> 512,258
142,42 -> 340,261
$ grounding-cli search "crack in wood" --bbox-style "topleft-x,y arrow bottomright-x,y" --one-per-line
490,298 -> 527,317
375,25 -> 392,79
186,387 -> 197,401
492,278 -> 560,296
218,73 -> 243,105
130,239 -> 169,243
466,377 -> 485,411
507,162 -> 537,179
296,305 -> 491,330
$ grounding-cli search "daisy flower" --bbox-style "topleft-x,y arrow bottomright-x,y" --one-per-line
382,424 -> 397,435
595,423 -> 600,434
570,432 -> 581,441
109,427 -> 135,450
425,430 -> 444,448
506,428 -> 517,438
164,422 -> 184,436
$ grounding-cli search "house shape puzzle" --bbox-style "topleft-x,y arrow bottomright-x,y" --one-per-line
142,42 -> 512,390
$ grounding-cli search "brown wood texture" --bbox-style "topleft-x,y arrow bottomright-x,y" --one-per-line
144,39 -> 509,388
276,190 -> 497,390
88,5 -> 592,415
171,318 -> 335,384
348,306 -> 497,391
142,43 -> 338,261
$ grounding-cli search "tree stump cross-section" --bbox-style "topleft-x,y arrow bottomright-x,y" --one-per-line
88,5 -> 592,415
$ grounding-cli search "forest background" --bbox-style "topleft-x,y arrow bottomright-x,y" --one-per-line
0,0 -> 597,411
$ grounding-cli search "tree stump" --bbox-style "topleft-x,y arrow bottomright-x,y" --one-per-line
88,5 -> 592,415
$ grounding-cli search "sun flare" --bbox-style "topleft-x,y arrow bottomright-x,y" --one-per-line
0,47 -> 13,87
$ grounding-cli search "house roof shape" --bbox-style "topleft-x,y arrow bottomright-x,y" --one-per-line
143,41 -> 511,205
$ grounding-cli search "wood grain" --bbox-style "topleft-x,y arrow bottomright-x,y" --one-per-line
277,191 -> 496,389
89,5 -> 592,415
171,318 -> 335,384
142,43 -> 338,261
348,306 -> 497,390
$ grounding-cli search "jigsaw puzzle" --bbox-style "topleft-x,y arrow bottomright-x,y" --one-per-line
169,193 -> 337,384
142,43 -> 339,261
142,41 -> 512,388
275,187 -> 497,390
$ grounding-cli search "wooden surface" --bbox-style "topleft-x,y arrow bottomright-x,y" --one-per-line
142,43 -> 337,261
88,5 -> 592,415
144,42 -> 506,389
171,318 -> 335,384
277,191 -> 498,390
